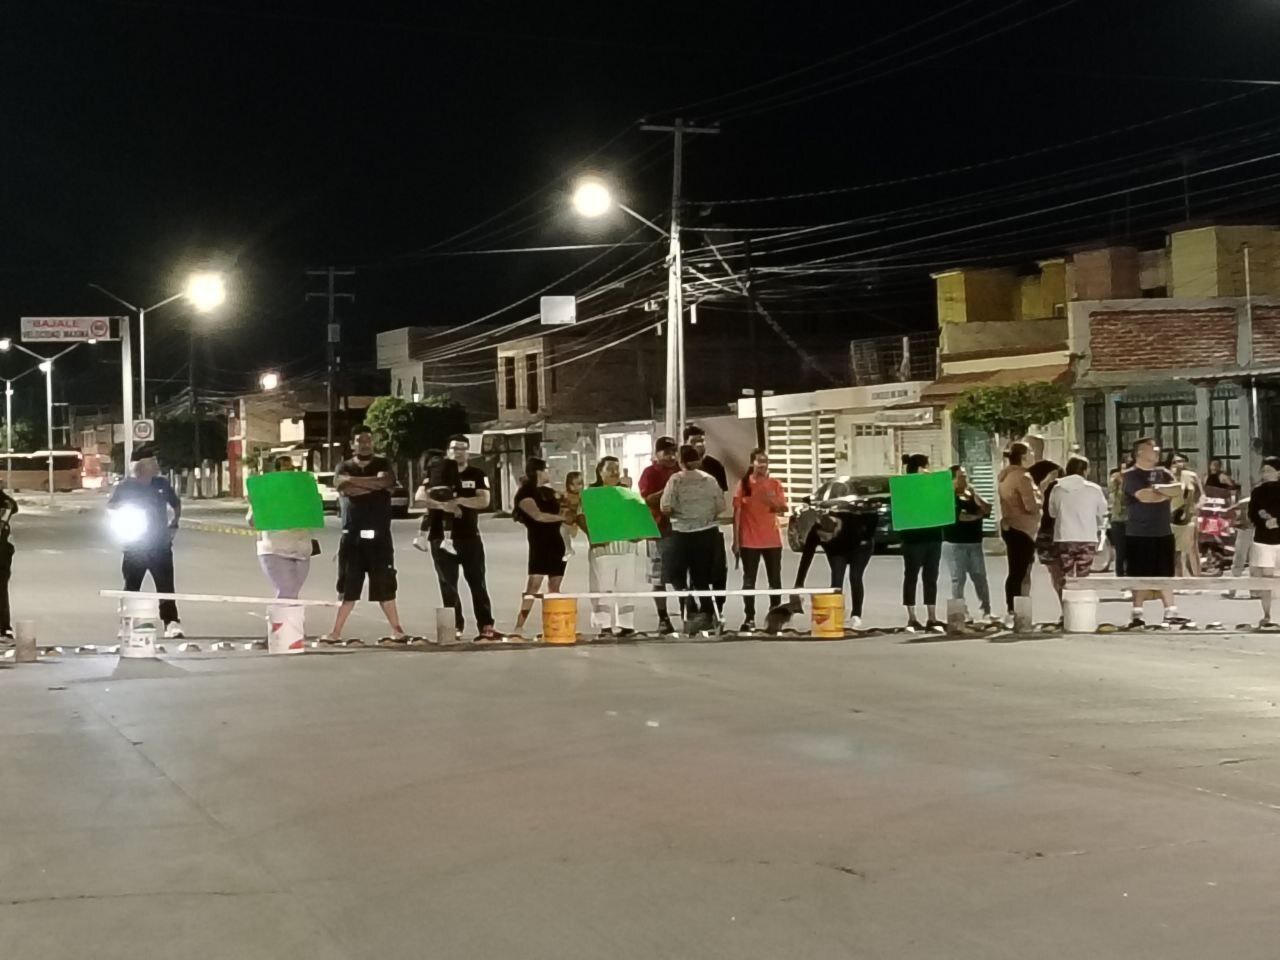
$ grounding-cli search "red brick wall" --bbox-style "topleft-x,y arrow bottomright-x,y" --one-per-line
1088,309 -> 1236,372
1252,308 -> 1280,364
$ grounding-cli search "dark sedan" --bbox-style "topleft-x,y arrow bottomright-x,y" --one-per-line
787,475 -> 900,552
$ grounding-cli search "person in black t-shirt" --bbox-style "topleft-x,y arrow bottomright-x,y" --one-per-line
417,434 -> 497,640
1247,456 -> 1280,626
327,426 -> 406,642
943,465 -> 994,622
0,484 -> 17,638
683,424 -> 728,617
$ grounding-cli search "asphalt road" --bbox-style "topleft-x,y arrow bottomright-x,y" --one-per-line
5,493 -> 1267,646
6,609 -> 1280,957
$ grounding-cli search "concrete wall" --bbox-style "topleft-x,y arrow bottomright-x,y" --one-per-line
1072,246 -> 1141,301
939,316 -> 1068,358
1171,225 -> 1280,298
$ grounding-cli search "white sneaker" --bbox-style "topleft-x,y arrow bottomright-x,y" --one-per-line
439,538 -> 457,556
164,622 -> 185,640
846,616 -> 863,630
412,534 -> 430,553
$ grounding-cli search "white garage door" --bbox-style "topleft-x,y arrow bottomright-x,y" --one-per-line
768,415 -> 838,501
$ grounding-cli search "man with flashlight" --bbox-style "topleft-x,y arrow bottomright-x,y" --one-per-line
107,444 -> 184,638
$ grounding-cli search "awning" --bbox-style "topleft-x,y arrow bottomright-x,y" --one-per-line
918,363 -> 1072,403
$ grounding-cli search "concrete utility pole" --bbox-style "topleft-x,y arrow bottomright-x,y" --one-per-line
306,267 -> 354,470
640,118 -> 718,440
742,235 -> 766,450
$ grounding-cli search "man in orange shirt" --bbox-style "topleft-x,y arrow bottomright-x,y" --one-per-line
732,449 -> 788,632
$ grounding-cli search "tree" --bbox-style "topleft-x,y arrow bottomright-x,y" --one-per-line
364,396 -> 469,465
1,418 -> 39,453
952,382 -> 1072,441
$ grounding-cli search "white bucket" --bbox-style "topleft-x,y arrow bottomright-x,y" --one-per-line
1063,589 -> 1098,634
122,624 -> 157,658
119,596 -> 160,659
267,604 -> 306,655
121,596 -> 160,620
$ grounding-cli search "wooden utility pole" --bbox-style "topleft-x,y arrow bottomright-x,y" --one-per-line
306,267 -> 354,469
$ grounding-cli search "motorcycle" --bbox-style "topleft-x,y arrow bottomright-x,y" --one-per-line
1197,494 -> 1236,576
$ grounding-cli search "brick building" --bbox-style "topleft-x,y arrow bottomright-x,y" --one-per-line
1070,224 -> 1280,492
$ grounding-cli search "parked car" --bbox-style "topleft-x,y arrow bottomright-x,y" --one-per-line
315,471 -> 408,518
314,471 -> 340,513
787,475 -> 899,552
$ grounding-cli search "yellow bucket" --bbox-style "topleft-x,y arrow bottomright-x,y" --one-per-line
542,597 -> 578,645
810,592 -> 845,639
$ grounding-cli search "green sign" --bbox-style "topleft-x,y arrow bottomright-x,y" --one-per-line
889,471 -> 955,531
247,472 -> 325,531
581,485 -> 661,545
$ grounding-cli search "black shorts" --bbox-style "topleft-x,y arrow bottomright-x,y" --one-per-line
337,535 -> 398,602
1125,534 -> 1175,577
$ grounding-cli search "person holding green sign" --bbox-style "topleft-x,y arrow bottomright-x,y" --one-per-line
584,456 -> 642,637
899,453 -> 944,632
247,456 -> 317,599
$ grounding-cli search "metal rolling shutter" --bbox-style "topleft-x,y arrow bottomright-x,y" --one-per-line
767,415 -> 838,502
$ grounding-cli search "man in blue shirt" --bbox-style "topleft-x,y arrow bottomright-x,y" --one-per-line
107,444 -> 184,637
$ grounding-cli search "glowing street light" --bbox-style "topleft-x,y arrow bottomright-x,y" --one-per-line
571,178 -> 613,218
259,371 -> 280,392
185,272 -> 227,313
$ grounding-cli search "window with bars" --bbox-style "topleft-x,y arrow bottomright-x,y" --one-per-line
502,357 -> 516,410
1116,400 -> 1197,464
526,353 -> 540,413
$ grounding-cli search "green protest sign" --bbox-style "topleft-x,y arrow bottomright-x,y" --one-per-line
581,485 -> 661,545
247,472 -> 325,531
889,471 -> 955,532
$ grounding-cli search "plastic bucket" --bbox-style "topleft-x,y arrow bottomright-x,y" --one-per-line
267,604 -> 307,654
121,596 -> 160,620
542,597 -> 578,645
122,624 -> 157,658
810,592 -> 845,638
1062,589 -> 1098,634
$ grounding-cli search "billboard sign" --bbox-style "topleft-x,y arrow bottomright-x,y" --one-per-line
20,316 -> 119,342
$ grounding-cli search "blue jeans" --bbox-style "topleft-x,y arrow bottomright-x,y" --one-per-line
944,541 -> 991,616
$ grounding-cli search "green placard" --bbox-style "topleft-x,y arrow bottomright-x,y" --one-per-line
889,471 -> 955,531
247,472 -> 325,531
580,485 -> 661,545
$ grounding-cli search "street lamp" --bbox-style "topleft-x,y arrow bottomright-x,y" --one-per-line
572,176 -> 682,438
89,271 -> 227,418
259,371 -> 280,392
0,339 -> 89,505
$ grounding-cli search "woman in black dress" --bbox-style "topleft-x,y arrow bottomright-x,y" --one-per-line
511,458 -> 569,637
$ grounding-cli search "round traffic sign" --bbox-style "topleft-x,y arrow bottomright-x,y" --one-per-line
132,419 -> 154,442
89,318 -> 110,340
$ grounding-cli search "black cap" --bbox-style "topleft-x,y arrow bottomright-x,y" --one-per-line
131,444 -> 157,462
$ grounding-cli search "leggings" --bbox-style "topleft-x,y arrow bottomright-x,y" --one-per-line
259,554 -> 311,599
829,540 -> 875,617
740,547 -> 782,618
668,528 -> 720,617
901,540 -> 941,607
1001,528 -> 1036,613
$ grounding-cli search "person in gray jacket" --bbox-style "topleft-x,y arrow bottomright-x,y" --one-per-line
660,445 -> 725,629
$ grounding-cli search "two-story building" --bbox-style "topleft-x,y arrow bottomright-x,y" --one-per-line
1070,224 -> 1280,493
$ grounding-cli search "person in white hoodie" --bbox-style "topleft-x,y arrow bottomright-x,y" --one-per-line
1047,455 -> 1109,599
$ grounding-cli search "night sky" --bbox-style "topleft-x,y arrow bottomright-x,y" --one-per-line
3,0 -> 1280,419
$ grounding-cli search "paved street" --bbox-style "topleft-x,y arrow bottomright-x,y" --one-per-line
6,500 -> 1280,957
7,596 -> 1280,958
4,494 -> 1270,645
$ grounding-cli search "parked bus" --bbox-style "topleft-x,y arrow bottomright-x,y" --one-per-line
0,451 -> 83,492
